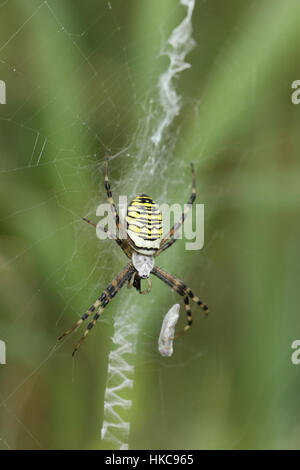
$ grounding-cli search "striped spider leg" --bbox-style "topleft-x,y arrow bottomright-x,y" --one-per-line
105,155 -> 125,237
151,162 -> 208,338
59,262 -> 135,356
151,265 -> 208,338
155,162 -> 196,258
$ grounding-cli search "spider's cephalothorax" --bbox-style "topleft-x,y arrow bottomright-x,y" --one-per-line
126,194 -> 162,256
59,157 -> 209,356
131,252 -> 154,279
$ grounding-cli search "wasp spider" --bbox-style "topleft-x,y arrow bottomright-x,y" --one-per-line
59,157 -> 208,355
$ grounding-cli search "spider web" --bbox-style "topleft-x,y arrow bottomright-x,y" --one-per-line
0,0 -> 211,450
1,0 -> 299,451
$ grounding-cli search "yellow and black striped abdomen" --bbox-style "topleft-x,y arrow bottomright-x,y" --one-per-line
126,195 -> 162,255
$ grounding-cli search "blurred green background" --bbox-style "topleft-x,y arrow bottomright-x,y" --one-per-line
1,0 -> 300,450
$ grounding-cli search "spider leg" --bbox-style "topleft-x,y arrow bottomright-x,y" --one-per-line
82,217 -> 131,258
174,295 -> 193,338
58,262 -> 135,355
127,272 -> 152,294
151,265 -> 208,336
154,238 -> 176,257
140,277 -> 152,295
159,162 -> 196,250
152,265 -> 208,313
127,271 -> 136,289
105,155 -> 123,236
